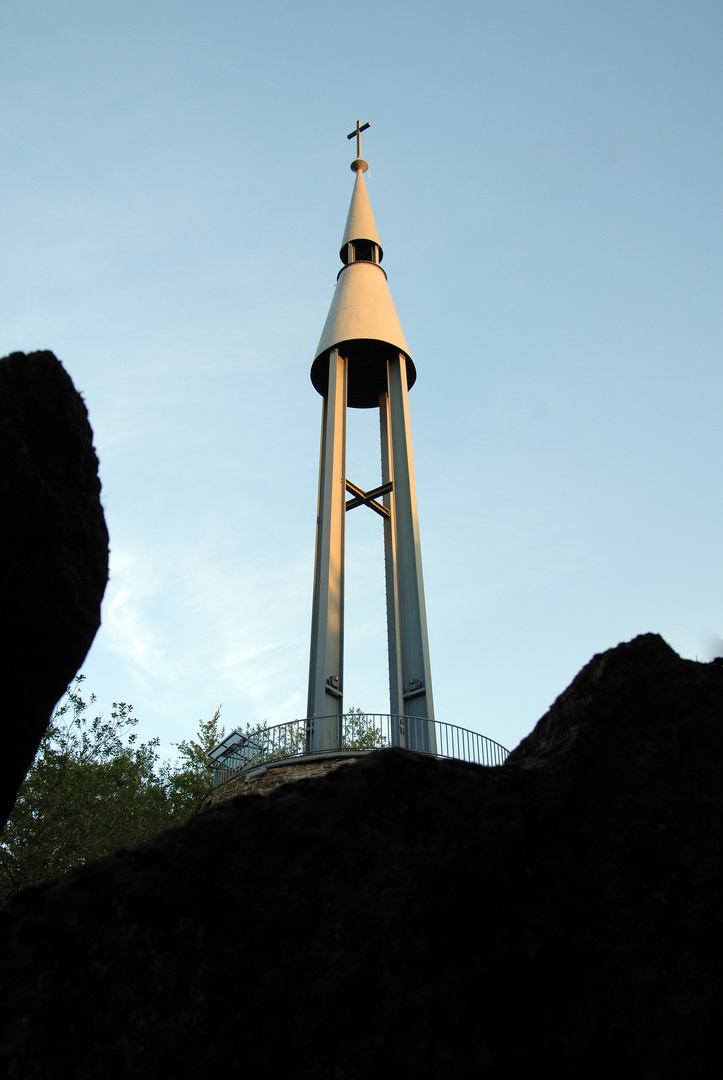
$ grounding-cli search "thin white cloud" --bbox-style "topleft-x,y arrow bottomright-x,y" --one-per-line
99,534 -> 311,737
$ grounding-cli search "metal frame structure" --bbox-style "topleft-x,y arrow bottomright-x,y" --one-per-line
307,349 -> 347,747
307,124 -> 435,754
205,126 -> 513,781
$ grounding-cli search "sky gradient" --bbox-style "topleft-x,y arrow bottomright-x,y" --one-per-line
2,1 -> 721,757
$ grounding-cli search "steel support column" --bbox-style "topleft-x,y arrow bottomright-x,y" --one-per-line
380,353 -> 436,752
307,349 -> 347,749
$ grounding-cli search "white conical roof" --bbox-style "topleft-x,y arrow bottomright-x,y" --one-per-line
340,167 -> 381,254
315,162 -> 409,362
314,261 -> 409,360
311,146 -> 416,407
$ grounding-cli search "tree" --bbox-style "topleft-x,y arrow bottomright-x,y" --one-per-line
164,707 -> 225,809
342,707 -> 387,750
0,678 -> 223,905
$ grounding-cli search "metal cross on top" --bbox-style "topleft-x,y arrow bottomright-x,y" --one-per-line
347,120 -> 370,160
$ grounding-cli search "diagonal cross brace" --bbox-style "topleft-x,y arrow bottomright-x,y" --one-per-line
345,478 -> 392,519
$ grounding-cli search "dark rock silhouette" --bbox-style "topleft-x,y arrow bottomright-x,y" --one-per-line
0,350 -> 108,830
0,634 -> 721,1078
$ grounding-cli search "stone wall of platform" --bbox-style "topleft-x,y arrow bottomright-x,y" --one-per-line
204,755 -> 361,805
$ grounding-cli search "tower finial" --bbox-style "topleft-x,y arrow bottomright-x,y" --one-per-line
347,120 -> 370,172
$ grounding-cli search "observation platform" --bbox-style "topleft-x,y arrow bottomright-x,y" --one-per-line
208,713 -> 509,790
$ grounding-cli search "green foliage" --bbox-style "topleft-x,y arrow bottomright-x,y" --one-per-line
0,678 -> 224,905
211,709 -> 386,782
228,708 -> 385,772
165,707 -> 226,807
253,720 -> 303,766
342,707 -> 387,751
0,687 -> 390,906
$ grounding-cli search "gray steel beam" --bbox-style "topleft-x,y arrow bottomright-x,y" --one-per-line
306,348 -> 347,749
380,354 -> 436,753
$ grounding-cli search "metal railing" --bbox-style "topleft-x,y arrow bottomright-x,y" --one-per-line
210,712 -> 509,787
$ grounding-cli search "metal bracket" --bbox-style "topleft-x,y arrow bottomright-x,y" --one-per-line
325,675 -> 342,699
403,678 -> 425,701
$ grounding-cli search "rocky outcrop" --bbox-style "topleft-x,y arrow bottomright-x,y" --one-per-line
0,634 -> 721,1078
0,351 -> 108,829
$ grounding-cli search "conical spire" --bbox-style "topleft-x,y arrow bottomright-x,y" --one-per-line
339,167 -> 382,261
312,128 -> 416,409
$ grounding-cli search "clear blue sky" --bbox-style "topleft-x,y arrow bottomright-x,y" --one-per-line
2,1 -> 721,757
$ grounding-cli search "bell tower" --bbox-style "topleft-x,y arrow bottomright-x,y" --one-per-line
307,123 -> 435,755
